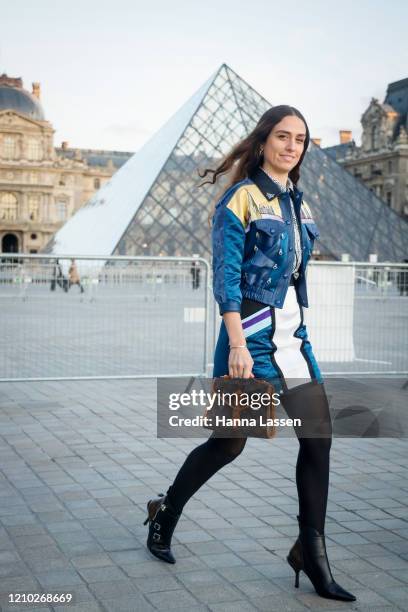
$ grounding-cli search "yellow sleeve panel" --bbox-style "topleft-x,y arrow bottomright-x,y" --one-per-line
226,187 -> 250,229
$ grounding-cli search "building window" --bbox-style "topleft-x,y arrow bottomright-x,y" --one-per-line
3,136 -> 16,159
0,193 -> 18,220
28,196 -> 40,221
30,233 -> 37,240
27,138 -> 42,160
94,178 -> 101,189
388,160 -> 393,173
59,174 -> 67,186
386,192 -> 392,206
56,201 -> 67,221
29,249 -> 38,254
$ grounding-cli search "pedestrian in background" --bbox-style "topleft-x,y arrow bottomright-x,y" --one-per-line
68,259 -> 85,293
396,258 -> 408,296
50,259 -> 68,292
190,258 -> 201,290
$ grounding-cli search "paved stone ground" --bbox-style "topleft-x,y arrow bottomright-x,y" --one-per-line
0,379 -> 407,612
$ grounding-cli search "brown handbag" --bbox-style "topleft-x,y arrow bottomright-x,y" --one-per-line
203,375 -> 279,438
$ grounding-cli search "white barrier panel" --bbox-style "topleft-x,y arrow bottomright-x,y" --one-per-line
184,307 -> 206,322
304,264 -> 355,362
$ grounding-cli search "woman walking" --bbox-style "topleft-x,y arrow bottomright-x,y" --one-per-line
144,106 -> 356,602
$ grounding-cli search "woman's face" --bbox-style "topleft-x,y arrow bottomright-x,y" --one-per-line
262,115 -> 307,174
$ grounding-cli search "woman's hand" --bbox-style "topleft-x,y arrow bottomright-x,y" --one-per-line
228,347 -> 255,379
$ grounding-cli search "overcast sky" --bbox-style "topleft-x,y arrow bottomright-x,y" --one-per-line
1,0 -> 407,153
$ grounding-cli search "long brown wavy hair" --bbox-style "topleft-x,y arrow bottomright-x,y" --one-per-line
198,105 -> 310,226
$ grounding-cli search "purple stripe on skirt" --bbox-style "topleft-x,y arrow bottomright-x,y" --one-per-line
242,308 -> 270,329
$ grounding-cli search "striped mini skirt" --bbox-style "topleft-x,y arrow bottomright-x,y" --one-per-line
213,277 -> 323,395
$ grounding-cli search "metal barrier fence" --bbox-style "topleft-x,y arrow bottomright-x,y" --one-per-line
0,254 -> 212,381
0,255 -> 407,381
298,261 -> 408,376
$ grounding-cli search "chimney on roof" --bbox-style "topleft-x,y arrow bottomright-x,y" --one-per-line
61,141 -> 69,150
311,138 -> 321,146
32,82 -> 41,99
339,130 -> 352,144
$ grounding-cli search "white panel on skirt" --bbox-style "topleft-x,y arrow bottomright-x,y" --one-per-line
273,286 -> 312,389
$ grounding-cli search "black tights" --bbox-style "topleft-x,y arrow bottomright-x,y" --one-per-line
166,381 -> 332,534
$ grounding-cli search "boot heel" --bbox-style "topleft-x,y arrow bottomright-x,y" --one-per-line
287,533 -> 303,590
287,553 -> 301,588
143,493 -> 164,525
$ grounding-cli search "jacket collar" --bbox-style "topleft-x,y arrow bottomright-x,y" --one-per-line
249,165 -> 302,203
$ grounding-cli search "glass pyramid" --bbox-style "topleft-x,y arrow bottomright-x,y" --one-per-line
44,63 -> 408,262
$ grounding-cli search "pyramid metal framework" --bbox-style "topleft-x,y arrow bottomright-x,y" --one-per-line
45,64 -> 408,262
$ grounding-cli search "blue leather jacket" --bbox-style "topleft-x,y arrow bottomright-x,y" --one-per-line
212,166 -> 320,315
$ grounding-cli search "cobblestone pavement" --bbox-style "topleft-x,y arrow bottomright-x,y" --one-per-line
0,379 -> 407,612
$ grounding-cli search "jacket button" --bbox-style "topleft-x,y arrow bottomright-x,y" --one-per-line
283,273 -> 288,278
254,245 -> 258,251
273,263 -> 278,269
286,220 -> 290,225
278,249 -> 283,255
270,228 -> 275,234
289,247 -> 293,251
276,299 -> 281,305
256,232 -> 260,238
280,233 -> 285,239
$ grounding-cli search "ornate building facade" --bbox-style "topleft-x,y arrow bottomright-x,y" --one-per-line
0,74 -> 132,253
324,77 -> 408,218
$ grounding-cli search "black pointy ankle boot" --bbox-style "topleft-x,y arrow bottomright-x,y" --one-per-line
143,493 -> 181,564
287,515 -> 356,601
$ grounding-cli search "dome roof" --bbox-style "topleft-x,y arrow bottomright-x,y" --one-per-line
0,74 -> 45,121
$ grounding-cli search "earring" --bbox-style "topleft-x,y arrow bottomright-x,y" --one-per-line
258,146 -> 264,158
